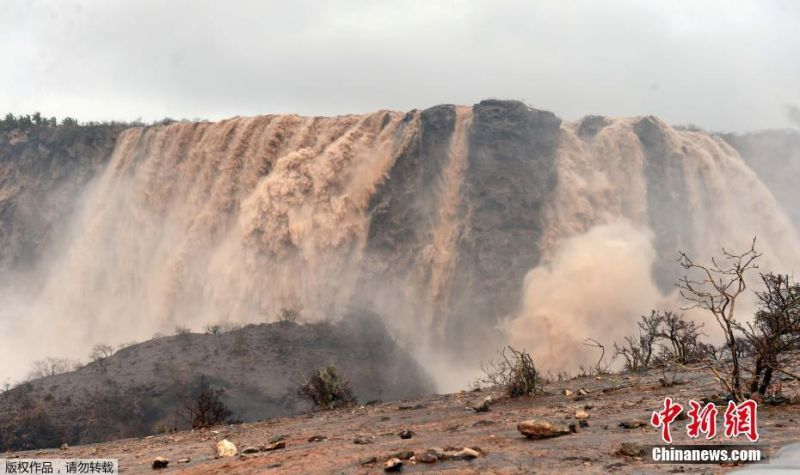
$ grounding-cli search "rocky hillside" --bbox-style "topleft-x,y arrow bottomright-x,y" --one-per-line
0,311 -> 434,451
4,363 -> 799,474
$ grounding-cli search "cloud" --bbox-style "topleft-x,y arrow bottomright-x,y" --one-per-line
1,0 -> 799,131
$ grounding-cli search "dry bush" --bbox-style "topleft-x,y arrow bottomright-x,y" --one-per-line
88,344 -> 114,362
655,311 -> 706,365
179,374 -> 232,429
615,310 -> 706,372
298,365 -> 356,410
738,273 -> 800,395
477,346 -> 539,397
278,308 -> 301,324
26,358 -> 78,381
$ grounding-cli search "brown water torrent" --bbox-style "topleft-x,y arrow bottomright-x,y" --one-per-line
1,102 -> 799,387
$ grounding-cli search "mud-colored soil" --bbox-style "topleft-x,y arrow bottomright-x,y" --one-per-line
6,366 -> 799,474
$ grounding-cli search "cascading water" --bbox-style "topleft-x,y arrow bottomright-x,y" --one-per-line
1,100 -> 797,386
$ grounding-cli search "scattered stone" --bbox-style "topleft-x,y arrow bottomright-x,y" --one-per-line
619,420 -> 647,429
517,419 -> 571,439
471,396 -> 493,412
216,439 -> 238,458
617,442 -> 646,457
579,420 -> 590,428
384,457 -> 403,472
269,434 -> 288,444
262,441 -> 286,451
242,447 -> 260,454
380,416 -> 391,421
308,435 -> 327,442
359,456 -> 378,465
365,399 -> 382,406
473,419 -> 495,427
415,451 -> 438,464
583,404 -> 594,410
562,389 -> 574,396
390,450 -> 414,460
177,458 -> 191,464
60,444 -> 68,451
568,423 -> 580,434
353,435 -> 375,445
428,447 -> 446,459
575,410 -> 589,419
398,403 -> 426,410
451,447 -> 480,460
266,463 -> 282,469
577,388 -> 589,396
151,457 -> 169,470
398,429 -> 414,439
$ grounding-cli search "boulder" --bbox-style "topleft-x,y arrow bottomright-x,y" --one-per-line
151,457 -> 169,469
384,457 -> 403,472
471,396 -> 493,412
216,439 -> 238,458
517,419 -> 571,439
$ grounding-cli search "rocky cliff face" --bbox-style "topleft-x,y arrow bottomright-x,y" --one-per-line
1,101 -> 798,385
0,125 -> 122,277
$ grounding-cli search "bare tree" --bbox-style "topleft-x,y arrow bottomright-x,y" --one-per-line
677,238 -> 761,400
27,358 -> 76,380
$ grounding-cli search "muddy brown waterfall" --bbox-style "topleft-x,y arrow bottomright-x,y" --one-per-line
1,100 -> 798,387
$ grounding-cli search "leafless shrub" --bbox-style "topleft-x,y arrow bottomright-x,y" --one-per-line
178,374 -> 232,429
174,326 -> 192,335
278,308 -> 301,324
88,344 -> 114,362
204,324 -> 222,335
476,346 -> 539,397
655,311 -> 706,365
298,365 -> 356,410
582,338 -> 613,375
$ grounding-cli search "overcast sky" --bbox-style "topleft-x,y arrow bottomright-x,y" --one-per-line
2,0 -> 798,132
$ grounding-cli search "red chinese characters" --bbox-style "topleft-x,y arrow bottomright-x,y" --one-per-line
686,400 -> 718,439
724,399 -> 759,442
651,397 -> 684,443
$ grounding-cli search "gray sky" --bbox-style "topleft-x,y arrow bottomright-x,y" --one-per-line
2,0 -> 798,132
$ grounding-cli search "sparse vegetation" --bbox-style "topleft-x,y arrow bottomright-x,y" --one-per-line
26,358 -> 79,380
738,273 -> 800,395
299,365 -> 357,410
614,310 -> 705,371
89,344 -> 114,363
204,324 -> 222,335
278,307 -> 301,324
476,346 -> 539,397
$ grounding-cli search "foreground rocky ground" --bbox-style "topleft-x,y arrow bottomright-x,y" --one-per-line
5,365 -> 799,474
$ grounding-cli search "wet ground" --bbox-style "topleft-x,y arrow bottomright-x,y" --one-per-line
6,365 -> 799,474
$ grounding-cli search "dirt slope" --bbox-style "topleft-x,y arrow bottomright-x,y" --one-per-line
6,365 -> 798,474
